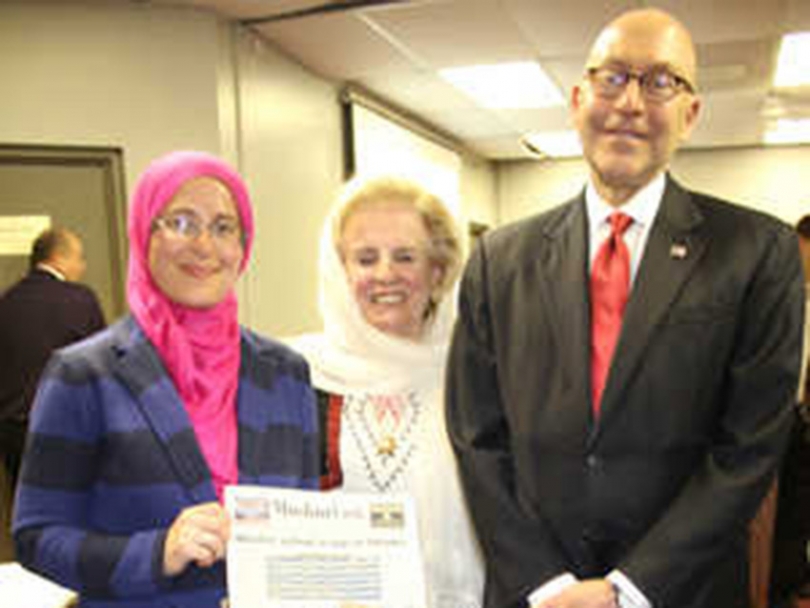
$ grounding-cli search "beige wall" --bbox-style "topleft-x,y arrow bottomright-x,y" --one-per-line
461,153 -> 499,229
7,3 -> 808,335
0,1 -> 498,336
671,145 -> 810,224
0,2 -> 226,190
234,30 -> 344,336
498,157 -> 588,224
233,32 -> 500,335
498,145 -> 810,226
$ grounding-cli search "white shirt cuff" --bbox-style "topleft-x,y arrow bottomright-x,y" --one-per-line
527,573 -> 578,606
607,570 -> 652,608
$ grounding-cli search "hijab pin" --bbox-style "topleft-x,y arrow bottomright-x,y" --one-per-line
670,243 -> 688,260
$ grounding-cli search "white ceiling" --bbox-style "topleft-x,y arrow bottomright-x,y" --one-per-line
151,0 -> 810,160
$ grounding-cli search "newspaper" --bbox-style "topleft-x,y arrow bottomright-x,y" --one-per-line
225,486 -> 426,608
0,562 -> 77,608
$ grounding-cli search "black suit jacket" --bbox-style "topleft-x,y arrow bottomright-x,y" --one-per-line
446,177 -> 805,608
0,269 -> 105,423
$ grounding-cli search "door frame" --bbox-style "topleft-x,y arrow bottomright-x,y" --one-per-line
0,144 -> 128,318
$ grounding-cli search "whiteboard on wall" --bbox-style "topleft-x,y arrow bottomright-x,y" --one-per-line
348,101 -> 462,216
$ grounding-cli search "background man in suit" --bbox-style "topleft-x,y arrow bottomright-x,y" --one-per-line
446,8 -> 804,608
0,227 -> 105,488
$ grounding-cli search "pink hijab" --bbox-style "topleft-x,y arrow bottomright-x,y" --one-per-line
126,151 -> 254,501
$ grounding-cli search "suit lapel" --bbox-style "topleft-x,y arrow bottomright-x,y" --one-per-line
542,195 -> 594,425
110,317 -> 216,503
597,178 -> 707,425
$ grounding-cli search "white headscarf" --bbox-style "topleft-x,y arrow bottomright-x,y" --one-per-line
289,182 -> 483,608
293,192 -> 457,396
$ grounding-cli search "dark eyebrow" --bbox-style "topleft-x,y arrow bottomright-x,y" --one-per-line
163,207 -> 239,222
348,245 -> 377,251
348,246 -> 379,256
162,206 -> 199,217
213,215 -> 241,224
596,60 -> 680,74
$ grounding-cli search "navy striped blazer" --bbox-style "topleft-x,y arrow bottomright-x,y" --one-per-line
13,315 -> 319,608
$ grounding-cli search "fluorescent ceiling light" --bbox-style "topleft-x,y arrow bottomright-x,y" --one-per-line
763,118 -> 810,145
522,130 -> 582,158
774,32 -> 810,88
440,61 -> 564,109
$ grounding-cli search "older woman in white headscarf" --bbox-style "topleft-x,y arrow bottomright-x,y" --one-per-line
291,176 -> 483,608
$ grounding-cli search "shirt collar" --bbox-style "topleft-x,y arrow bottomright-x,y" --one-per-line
585,172 -> 666,230
36,263 -> 66,281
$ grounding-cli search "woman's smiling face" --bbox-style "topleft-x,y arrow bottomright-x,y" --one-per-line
340,201 -> 441,340
148,177 -> 244,309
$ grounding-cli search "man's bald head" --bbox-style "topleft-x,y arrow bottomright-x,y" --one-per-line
570,7 -> 701,204
587,8 -> 698,90
30,227 -> 87,282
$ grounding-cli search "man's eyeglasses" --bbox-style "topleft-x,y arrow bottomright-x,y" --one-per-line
586,65 -> 695,103
152,211 -> 242,246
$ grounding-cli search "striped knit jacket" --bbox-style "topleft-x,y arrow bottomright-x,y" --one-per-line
13,315 -> 319,608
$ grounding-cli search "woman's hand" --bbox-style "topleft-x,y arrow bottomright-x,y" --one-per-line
163,502 -> 231,576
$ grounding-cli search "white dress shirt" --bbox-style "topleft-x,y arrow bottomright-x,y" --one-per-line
528,173 -> 669,608
585,172 -> 665,286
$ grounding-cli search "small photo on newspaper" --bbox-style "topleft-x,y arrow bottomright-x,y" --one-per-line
225,485 -> 427,608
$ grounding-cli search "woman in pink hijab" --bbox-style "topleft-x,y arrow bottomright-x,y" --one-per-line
14,151 -> 319,608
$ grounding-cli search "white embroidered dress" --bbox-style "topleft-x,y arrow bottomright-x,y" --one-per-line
289,213 -> 484,608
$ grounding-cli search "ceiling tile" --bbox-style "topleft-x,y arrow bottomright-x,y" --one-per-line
655,0 -> 788,43
105,0 -> 810,159
420,108 -> 519,139
364,0 -> 535,68
697,38 -> 778,92
149,0 -> 331,20
688,88 -> 768,148
541,56 -> 586,96
786,0 -> 810,29
359,70 -> 481,113
501,0 -> 638,56
255,11 -> 415,79
491,106 -> 574,134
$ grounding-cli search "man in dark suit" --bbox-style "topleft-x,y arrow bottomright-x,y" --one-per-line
0,227 -> 105,488
446,8 -> 804,608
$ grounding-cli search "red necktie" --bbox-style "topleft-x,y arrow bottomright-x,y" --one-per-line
590,212 -> 633,415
